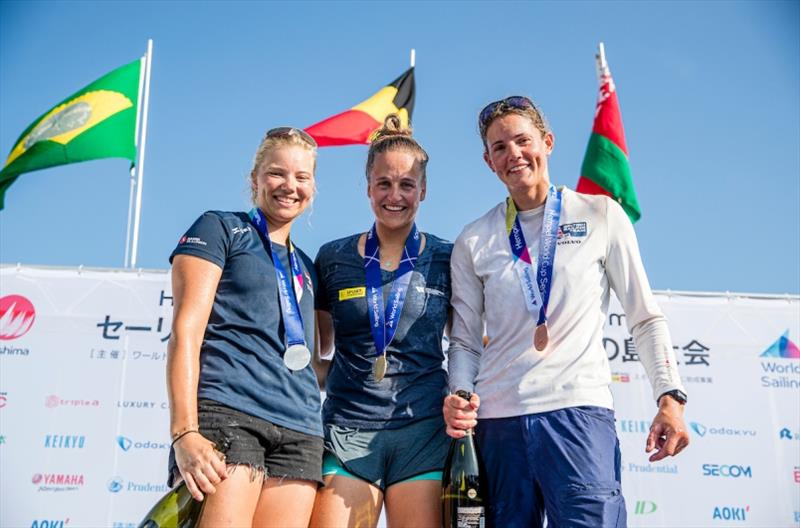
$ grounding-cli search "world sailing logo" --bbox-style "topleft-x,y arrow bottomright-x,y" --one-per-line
760,330 -> 800,359
759,331 -> 800,390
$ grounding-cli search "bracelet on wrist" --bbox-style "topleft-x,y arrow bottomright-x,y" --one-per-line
170,429 -> 200,447
171,424 -> 199,441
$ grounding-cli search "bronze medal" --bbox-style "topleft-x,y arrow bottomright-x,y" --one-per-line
372,354 -> 388,381
534,323 -> 549,351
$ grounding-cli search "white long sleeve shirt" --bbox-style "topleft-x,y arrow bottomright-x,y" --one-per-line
448,187 -> 685,418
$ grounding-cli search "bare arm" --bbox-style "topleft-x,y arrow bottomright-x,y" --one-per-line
313,309 -> 334,389
167,254 -> 227,499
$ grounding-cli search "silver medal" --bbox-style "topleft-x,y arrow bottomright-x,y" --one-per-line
284,344 -> 311,371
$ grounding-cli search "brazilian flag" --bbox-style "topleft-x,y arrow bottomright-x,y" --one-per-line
0,59 -> 141,209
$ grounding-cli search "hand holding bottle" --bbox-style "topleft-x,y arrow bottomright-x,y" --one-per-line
442,391 -> 480,438
173,432 -> 228,501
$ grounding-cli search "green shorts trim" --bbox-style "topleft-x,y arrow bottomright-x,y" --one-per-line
323,452 -> 442,483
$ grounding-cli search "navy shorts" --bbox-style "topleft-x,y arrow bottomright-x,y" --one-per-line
167,399 -> 323,487
476,406 -> 626,528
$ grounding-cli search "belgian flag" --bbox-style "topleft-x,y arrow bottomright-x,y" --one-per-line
305,68 -> 415,147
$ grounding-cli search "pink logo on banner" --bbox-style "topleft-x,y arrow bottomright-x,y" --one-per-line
45,395 -> 61,408
0,295 -> 36,340
32,473 -> 43,484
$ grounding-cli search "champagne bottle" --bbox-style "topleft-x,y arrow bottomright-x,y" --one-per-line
138,439 -> 229,528
442,391 -> 487,528
137,483 -> 204,528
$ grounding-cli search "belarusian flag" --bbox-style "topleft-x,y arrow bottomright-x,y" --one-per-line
305,68 -> 415,147
0,59 -> 141,210
576,44 -> 641,223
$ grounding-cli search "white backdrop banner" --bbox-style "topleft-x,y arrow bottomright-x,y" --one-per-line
1,265 -> 798,528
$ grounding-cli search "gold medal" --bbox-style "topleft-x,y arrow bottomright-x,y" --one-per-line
534,323 -> 549,351
372,354 -> 387,381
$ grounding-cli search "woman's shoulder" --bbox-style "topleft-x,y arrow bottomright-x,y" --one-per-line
190,210 -> 251,227
422,232 -> 454,256
318,233 -> 361,256
560,187 -> 609,217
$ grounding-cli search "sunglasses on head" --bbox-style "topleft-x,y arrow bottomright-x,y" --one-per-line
266,127 -> 318,148
479,96 -> 536,129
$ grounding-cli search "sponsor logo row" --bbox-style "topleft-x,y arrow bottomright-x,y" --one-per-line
631,501 -> 751,521
37,434 -> 168,451
30,474 -> 168,494
0,393 -> 168,410
622,462 -> 800,482
617,419 -> 799,442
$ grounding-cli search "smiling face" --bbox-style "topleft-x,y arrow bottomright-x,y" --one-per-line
250,144 -> 315,229
367,149 -> 426,232
483,113 -> 554,205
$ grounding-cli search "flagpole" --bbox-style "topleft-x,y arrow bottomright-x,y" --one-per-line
596,42 -> 608,79
124,53 -> 147,268
130,39 -> 153,269
410,48 -> 415,68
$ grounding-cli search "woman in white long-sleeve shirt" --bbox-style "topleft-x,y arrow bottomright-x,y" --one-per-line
442,96 -> 690,528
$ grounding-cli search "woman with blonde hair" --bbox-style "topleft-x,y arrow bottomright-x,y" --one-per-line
167,127 -> 323,527
310,115 -> 452,528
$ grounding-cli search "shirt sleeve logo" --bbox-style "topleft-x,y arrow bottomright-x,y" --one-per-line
338,287 -> 366,301
178,235 -> 207,246
231,226 -> 252,236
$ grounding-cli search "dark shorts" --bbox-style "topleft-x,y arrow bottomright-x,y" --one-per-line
476,406 -> 627,528
323,414 -> 449,491
167,399 -> 323,487
325,416 -> 450,491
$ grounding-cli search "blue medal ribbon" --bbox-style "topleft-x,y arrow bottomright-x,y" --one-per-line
363,223 -> 420,359
248,208 -> 306,348
504,185 -> 562,326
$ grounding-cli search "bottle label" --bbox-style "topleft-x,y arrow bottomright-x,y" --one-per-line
456,506 -> 485,528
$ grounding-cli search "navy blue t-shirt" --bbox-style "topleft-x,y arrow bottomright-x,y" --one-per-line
315,232 -> 452,429
170,211 -> 322,437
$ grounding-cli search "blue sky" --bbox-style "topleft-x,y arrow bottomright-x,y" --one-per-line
1,1 -> 798,294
